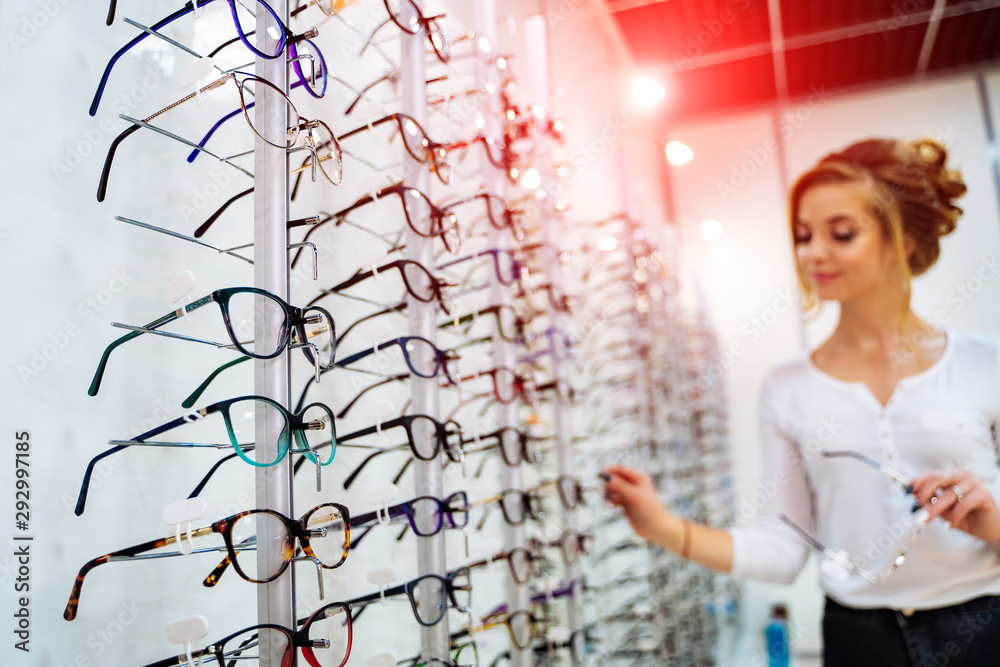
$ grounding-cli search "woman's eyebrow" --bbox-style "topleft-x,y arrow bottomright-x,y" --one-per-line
796,213 -> 859,227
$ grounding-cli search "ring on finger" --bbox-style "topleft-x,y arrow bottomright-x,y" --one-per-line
953,485 -> 965,503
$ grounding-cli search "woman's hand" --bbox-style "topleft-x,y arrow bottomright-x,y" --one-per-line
601,465 -> 672,542
911,469 -> 1000,550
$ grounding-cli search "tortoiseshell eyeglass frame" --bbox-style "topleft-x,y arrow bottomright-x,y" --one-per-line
64,502 -> 350,621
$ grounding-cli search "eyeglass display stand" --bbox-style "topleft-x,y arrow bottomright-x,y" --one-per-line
253,3 -> 296,662
401,2 -> 450,659
523,11 -> 585,648
473,2 -> 532,666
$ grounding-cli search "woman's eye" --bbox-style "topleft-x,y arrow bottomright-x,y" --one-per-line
832,229 -> 858,242
793,231 -> 811,244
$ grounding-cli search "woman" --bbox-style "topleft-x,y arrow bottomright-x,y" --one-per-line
603,138 -> 1000,665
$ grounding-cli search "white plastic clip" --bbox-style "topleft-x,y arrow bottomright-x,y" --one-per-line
503,14 -> 517,37
361,400 -> 394,439
163,498 -> 207,556
479,538 -> 502,567
175,58 -> 215,104
358,247 -> 387,281
166,271 -> 197,324
820,554 -> 852,582
367,484 -> 398,527
164,615 -> 210,667
547,626 -> 570,652
366,567 -> 398,606
367,653 -> 397,667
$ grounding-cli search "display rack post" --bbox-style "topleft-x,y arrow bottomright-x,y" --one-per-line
401,2 -> 450,658
523,12 -> 583,642
253,1 -> 294,662
473,2 -> 532,665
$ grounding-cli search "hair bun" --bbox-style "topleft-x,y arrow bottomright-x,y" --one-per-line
908,138 -> 966,238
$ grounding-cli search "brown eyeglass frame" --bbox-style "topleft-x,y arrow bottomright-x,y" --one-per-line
63,502 -> 350,621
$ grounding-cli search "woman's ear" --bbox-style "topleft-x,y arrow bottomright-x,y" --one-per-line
903,233 -> 916,258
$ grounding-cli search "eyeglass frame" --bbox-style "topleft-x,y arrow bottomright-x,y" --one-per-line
88,287 -> 335,396
74,394 -> 338,516
64,502 -> 350,621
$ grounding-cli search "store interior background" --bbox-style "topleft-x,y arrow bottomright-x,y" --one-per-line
1,0 -> 1000,665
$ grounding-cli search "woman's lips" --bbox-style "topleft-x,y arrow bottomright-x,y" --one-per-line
812,272 -> 839,285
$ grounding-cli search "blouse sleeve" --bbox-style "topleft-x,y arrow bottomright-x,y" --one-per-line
727,371 -> 812,583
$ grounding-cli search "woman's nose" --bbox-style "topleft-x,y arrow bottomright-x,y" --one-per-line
797,237 -> 829,265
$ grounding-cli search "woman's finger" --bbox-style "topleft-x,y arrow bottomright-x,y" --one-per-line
938,477 -> 986,528
604,465 -> 649,486
943,490 -> 980,530
911,470 -> 963,507
606,491 -> 625,506
921,486 -> 960,524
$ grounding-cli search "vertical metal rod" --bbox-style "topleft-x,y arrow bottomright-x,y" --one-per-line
473,1 -> 531,663
523,11 -> 582,650
254,2 -> 294,662
401,1 -> 449,659
975,72 -> 1000,233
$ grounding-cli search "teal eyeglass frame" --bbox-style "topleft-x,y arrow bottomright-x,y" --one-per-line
88,287 -> 336,396
74,395 -> 338,515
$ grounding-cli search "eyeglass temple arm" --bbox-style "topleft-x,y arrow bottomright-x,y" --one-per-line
193,186 -> 254,238
187,451 -> 241,499
203,532 -> 268,588
344,70 -> 393,116
335,374 -> 407,419
335,305 -> 408,348
346,581 -> 410,619
88,301 -> 197,395
64,523 -> 215,620
96,124 -> 140,202
821,450 -> 912,487
182,356 -> 253,408
777,514 -> 879,583
333,339 -> 394,369
91,3 -> 193,115
392,457 -> 414,485
76,406 -> 216,514
342,444 -> 407,490
142,646 -> 217,667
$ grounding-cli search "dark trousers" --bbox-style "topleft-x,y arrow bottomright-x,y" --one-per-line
823,595 -> 1000,667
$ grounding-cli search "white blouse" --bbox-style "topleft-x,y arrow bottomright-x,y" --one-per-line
728,328 -> 1000,609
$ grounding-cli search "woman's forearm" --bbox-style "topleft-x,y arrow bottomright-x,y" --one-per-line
650,511 -> 734,574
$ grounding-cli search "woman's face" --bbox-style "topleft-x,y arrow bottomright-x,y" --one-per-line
794,180 -> 900,303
